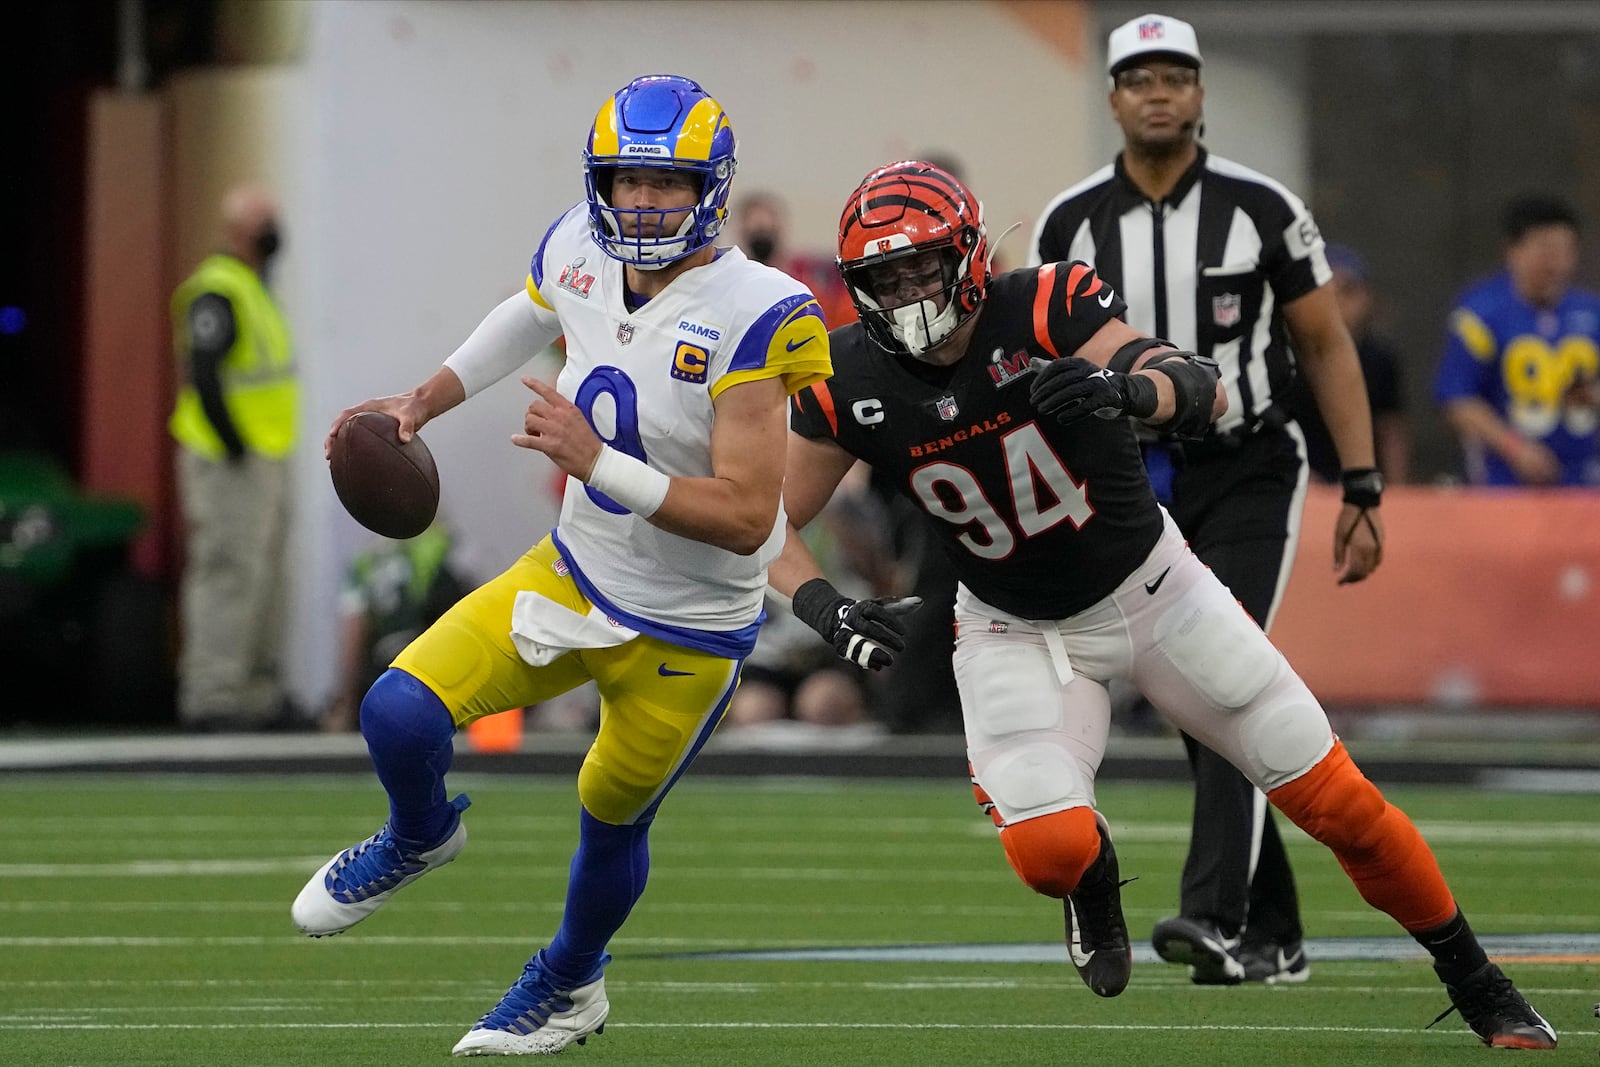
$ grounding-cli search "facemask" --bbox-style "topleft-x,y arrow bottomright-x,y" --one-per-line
746,232 -> 778,264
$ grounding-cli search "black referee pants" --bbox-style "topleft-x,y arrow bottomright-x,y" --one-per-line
1157,425 -> 1307,947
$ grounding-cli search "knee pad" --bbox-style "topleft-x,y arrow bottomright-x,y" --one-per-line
1236,676 -> 1336,789
390,615 -> 496,721
999,806 -> 1101,898
977,742 -> 1085,823
360,668 -> 455,751
578,760 -> 652,827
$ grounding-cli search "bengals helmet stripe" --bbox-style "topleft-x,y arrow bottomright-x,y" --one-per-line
840,171 -> 976,260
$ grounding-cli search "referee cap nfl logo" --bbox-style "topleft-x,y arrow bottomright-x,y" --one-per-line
1107,13 -> 1203,76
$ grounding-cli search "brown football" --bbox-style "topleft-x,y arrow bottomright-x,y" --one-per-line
330,411 -> 440,539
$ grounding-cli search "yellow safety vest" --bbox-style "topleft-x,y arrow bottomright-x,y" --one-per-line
169,254 -> 298,461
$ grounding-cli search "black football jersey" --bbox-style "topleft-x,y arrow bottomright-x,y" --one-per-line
791,263 -> 1164,620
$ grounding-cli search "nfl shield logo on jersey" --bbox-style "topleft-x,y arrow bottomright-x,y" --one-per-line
617,322 -> 634,345
936,395 -> 959,421
1212,293 -> 1242,328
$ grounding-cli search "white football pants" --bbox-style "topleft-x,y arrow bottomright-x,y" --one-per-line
956,513 -> 1336,827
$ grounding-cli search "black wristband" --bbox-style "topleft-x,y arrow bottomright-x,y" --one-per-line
1340,467 -> 1384,509
790,577 -> 846,639
1122,372 -> 1159,420
1146,352 -> 1218,438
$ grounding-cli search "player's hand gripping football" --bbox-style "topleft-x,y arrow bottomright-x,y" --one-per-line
1029,355 -> 1158,426
324,394 -> 433,460
790,578 -> 922,671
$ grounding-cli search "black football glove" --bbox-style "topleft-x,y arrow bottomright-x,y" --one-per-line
790,578 -> 922,671
1029,355 -> 1158,426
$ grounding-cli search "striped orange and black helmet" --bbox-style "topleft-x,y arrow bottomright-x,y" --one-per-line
836,161 -> 990,356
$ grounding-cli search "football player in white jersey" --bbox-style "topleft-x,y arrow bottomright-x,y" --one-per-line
291,75 -> 850,1056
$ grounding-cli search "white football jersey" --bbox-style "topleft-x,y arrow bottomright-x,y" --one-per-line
527,205 -> 830,655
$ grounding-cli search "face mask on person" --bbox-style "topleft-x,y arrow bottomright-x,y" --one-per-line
746,232 -> 777,264
255,223 -> 283,261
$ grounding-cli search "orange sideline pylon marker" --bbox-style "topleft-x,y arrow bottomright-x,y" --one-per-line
467,706 -> 525,753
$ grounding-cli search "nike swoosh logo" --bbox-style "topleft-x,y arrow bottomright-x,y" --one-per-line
785,335 -> 815,352
657,664 -> 694,677
1067,900 -> 1095,967
1097,290 -> 1114,308
1144,567 -> 1171,595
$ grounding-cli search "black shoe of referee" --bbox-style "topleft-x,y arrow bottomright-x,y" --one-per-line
1151,915 -> 1246,985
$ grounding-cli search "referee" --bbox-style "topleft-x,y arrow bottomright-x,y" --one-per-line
1031,12 -> 1386,985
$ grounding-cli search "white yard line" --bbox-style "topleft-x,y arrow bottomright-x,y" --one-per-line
0,1019 -> 1490,1036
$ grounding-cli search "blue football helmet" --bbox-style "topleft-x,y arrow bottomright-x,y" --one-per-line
583,75 -> 737,268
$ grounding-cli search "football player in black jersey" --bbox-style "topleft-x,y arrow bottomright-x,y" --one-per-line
766,161 -> 1555,1049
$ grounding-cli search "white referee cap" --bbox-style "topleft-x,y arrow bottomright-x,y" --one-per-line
1107,13 -> 1203,77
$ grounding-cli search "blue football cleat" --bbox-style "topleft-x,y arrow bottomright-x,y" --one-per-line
452,952 -> 611,1056
292,793 -> 470,937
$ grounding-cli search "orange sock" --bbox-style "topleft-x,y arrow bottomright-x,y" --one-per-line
1269,742 -> 1456,931
998,806 -> 1102,898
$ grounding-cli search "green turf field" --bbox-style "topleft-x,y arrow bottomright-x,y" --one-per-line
2,773 -> 1596,1065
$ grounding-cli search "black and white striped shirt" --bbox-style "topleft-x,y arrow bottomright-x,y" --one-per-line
1031,148 -> 1331,436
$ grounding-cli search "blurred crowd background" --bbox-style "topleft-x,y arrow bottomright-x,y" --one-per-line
2,0 -> 1596,735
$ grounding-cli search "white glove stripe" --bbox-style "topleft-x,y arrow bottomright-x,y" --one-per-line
843,633 -> 877,669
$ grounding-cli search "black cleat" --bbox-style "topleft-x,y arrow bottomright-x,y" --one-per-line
1151,916 -> 1246,985
1428,961 -> 1556,1049
1065,826 -> 1133,998
1238,938 -> 1310,984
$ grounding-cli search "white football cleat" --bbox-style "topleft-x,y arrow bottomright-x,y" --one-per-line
453,953 -> 610,1057
291,794 -> 470,937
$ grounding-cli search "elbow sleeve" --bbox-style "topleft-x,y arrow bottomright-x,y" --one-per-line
1147,352 -> 1219,439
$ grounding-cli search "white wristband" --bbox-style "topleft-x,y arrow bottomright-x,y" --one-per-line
586,445 -> 671,518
